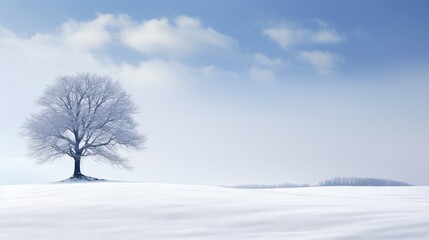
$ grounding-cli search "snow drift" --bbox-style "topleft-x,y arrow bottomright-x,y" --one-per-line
0,183 -> 428,239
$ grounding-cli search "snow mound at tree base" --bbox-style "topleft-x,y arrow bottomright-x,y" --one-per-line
60,174 -> 106,182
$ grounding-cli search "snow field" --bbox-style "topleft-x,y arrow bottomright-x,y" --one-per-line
1,183 -> 428,239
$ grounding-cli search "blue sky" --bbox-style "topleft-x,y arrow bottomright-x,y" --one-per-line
0,0 -> 428,185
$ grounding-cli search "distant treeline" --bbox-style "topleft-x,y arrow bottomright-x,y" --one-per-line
319,177 -> 412,186
232,177 -> 412,189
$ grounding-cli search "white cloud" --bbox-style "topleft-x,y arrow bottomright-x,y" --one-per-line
253,53 -> 283,67
298,50 -> 339,76
60,14 -> 129,50
312,29 -> 344,44
263,26 -> 304,50
120,15 -> 237,58
264,22 -> 345,50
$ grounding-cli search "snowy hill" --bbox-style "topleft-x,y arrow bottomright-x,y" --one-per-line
1,183 -> 428,239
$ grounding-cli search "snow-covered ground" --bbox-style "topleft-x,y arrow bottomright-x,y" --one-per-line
0,183 -> 428,239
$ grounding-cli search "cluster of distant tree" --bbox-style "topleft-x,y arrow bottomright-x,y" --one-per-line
319,177 -> 412,186
233,183 -> 310,189
233,177 -> 412,189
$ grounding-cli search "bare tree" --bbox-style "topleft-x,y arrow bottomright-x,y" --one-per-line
23,73 -> 144,180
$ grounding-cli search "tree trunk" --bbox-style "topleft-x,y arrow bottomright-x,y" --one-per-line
73,156 -> 82,178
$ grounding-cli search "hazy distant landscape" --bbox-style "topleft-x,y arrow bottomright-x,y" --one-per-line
233,177 -> 412,189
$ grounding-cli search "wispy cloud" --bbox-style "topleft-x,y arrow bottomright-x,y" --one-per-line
311,29 -> 344,44
264,21 -> 345,50
253,53 -> 283,67
298,50 -> 340,76
263,20 -> 345,75
249,53 -> 284,82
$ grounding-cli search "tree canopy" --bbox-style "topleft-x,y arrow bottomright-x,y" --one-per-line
23,73 -> 144,178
